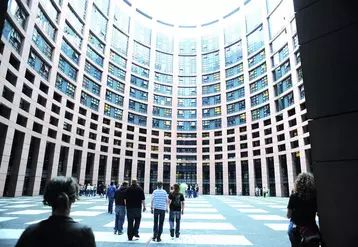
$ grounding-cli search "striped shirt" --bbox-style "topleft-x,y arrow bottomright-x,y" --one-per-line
152,188 -> 167,210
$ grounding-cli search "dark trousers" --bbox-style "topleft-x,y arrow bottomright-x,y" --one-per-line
169,211 -> 181,235
108,197 -> 114,213
127,207 -> 141,239
153,209 -> 165,238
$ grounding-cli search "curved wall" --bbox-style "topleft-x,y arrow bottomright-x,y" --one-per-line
0,0 -> 310,196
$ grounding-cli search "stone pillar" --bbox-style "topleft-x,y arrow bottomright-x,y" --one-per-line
248,159 -> 255,196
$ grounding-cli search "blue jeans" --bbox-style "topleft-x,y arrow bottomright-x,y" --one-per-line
153,209 -> 165,238
169,211 -> 181,235
108,197 -> 114,213
115,205 -> 126,233
288,221 -> 301,247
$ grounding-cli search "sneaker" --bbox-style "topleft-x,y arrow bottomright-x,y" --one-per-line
118,231 -> 123,235
128,238 -> 133,241
170,229 -> 174,237
157,238 -> 162,242
152,236 -> 157,241
176,233 -> 180,238
114,230 -> 117,235
134,234 -> 140,238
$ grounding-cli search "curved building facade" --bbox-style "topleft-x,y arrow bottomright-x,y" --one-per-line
0,0 -> 310,197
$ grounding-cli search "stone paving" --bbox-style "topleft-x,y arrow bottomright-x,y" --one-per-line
0,195 -> 294,247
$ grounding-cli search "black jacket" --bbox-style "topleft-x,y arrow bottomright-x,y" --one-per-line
15,215 -> 96,247
115,186 -> 127,205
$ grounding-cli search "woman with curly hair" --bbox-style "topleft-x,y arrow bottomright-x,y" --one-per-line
15,176 -> 96,247
287,172 -> 321,247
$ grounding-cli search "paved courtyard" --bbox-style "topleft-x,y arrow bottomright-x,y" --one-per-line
0,195 -> 295,247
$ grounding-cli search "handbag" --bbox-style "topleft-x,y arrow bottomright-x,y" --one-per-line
300,225 -> 321,245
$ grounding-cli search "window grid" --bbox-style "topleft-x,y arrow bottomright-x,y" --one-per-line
83,76 -> 100,96
250,76 -> 268,94
276,91 -> 294,112
64,23 -> 82,49
177,121 -> 197,131
247,26 -> 264,56
226,63 -> 244,78
227,87 -> 245,102
58,56 -> 77,81
66,6 -> 84,34
225,41 -> 243,66
130,87 -> 148,102
109,63 -> 126,81
106,89 -> 124,107
87,45 -> 103,67
105,103 -> 123,120
111,27 -> 128,56
202,83 -> 221,95
61,39 -> 79,64
250,90 -> 269,107
110,50 -> 126,69
203,119 -> 222,130
249,50 -> 265,68
274,76 -> 292,96
249,63 -> 267,81
179,39 -> 196,55
202,72 -> 220,84
179,56 -> 196,75
154,83 -> 172,95
155,72 -> 173,84
202,107 -> 222,118
227,100 -> 246,114
107,76 -> 125,94
273,61 -> 290,81
32,28 -> 53,60
68,0 -> 87,19
153,94 -> 172,106
178,87 -> 197,97
153,106 -> 172,118
80,91 -> 99,111
177,98 -> 197,108
2,19 -> 23,52
272,45 -> 289,67
88,32 -> 105,54
91,5 -> 108,40
156,32 -> 174,53
131,75 -> 148,90
132,41 -> 150,66
155,51 -> 173,73
202,51 -> 220,73
36,8 -> 56,40
251,104 -> 270,121
227,113 -> 246,126
85,60 -> 102,81
152,118 -> 171,130
55,74 -> 76,98
134,22 -> 151,46
8,0 -> 28,28
201,33 -> 219,53
128,112 -> 147,126
202,94 -> 221,106
113,4 -> 130,33
28,50 -> 50,80
93,0 -> 110,15
129,99 -> 148,114
224,21 -> 242,46
179,76 -> 197,85
226,75 -> 244,90
177,109 -> 197,119
132,64 -> 149,78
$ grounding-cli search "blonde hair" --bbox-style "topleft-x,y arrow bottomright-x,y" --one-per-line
294,173 -> 316,200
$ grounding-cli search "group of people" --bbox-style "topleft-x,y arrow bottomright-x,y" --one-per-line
183,183 -> 199,198
105,179 -> 185,242
255,186 -> 270,197
13,172 -> 321,247
79,183 -> 106,197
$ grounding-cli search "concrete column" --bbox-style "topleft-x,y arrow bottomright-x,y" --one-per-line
78,150 -> 87,185
118,156 -> 125,184
105,153 -> 113,185
48,144 -> 61,180
65,147 -> 75,178
209,162 -> 215,195
236,160 -> 242,196
261,156 -> 269,190
91,152 -> 100,186
286,154 -> 295,193
0,127 -> 15,196
157,160 -> 163,182
28,138 -> 47,196
299,148 -> 308,173
143,159 -> 151,194
248,159 -> 255,196
222,161 -> 229,195
273,154 -> 282,197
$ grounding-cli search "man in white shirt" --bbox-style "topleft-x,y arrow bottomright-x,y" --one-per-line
151,181 -> 168,242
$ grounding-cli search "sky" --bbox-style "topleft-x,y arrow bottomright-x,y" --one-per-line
133,0 -> 241,25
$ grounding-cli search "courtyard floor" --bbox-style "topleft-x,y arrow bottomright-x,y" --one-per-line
0,195 -> 295,247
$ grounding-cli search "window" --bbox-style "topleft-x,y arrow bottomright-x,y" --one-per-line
2,20 -> 23,53
202,51 -> 220,73
247,25 -> 264,56
134,21 -> 151,46
111,27 -> 128,56
179,56 -> 196,75
132,41 -> 150,66
32,28 -> 53,60
227,100 -> 245,114
226,63 -> 243,78
156,32 -> 174,53
252,104 -> 270,121
61,40 -> 79,64
80,91 -> 99,111
107,76 -> 125,94
155,51 -> 173,73
63,23 -> 81,49
83,76 -> 101,96
28,50 -> 50,80
250,90 -> 269,107
225,41 -> 243,66
91,5 -> 108,40
105,104 -> 123,120
152,118 -> 171,130
58,56 -> 77,81
87,45 -> 104,67
85,60 -> 102,81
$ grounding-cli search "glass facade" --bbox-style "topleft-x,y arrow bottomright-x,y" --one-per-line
0,0 -> 308,198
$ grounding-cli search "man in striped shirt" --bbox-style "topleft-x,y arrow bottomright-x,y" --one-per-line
151,181 -> 168,242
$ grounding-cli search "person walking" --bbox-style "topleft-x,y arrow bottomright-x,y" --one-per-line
15,176 -> 96,247
168,184 -> 185,238
106,182 -> 116,214
124,179 -> 146,241
151,181 -> 168,242
114,181 -> 128,235
287,173 -> 321,247
195,184 -> 199,197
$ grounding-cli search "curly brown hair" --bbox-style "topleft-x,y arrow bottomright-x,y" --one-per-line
294,173 -> 316,200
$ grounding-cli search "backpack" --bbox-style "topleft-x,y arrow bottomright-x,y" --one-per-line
171,193 -> 182,208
